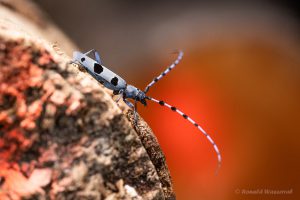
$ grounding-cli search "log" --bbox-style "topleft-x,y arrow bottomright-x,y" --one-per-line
0,1 -> 174,199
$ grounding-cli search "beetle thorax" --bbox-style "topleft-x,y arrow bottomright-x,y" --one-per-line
124,85 -> 147,105
124,85 -> 141,99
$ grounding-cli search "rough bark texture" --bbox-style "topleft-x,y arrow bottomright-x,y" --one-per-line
127,111 -> 175,200
0,1 -> 174,200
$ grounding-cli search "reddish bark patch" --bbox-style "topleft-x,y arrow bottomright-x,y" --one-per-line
0,39 -> 59,199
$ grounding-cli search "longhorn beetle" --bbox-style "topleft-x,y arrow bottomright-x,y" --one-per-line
72,49 -> 222,172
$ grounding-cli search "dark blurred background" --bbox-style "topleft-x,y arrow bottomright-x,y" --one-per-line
34,0 -> 300,199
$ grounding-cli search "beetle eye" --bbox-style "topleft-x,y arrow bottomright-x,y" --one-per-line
141,99 -> 147,106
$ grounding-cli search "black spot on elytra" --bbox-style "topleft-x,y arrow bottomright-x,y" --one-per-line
182,114 -> 188,119
154,78 -> 158,82
159,101 -> 165,106
81,57 -> 85,62
110,77 -> 118,86
171,106 -> 176,111
194,123 -> 199,127
94,63 -> 103,74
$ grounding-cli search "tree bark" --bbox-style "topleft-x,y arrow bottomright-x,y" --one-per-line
0,1 -> 175,199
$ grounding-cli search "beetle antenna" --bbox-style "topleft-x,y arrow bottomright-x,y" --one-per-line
146,96 -> 221,173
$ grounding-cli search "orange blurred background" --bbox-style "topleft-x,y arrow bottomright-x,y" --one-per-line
36,1 -> 300,199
